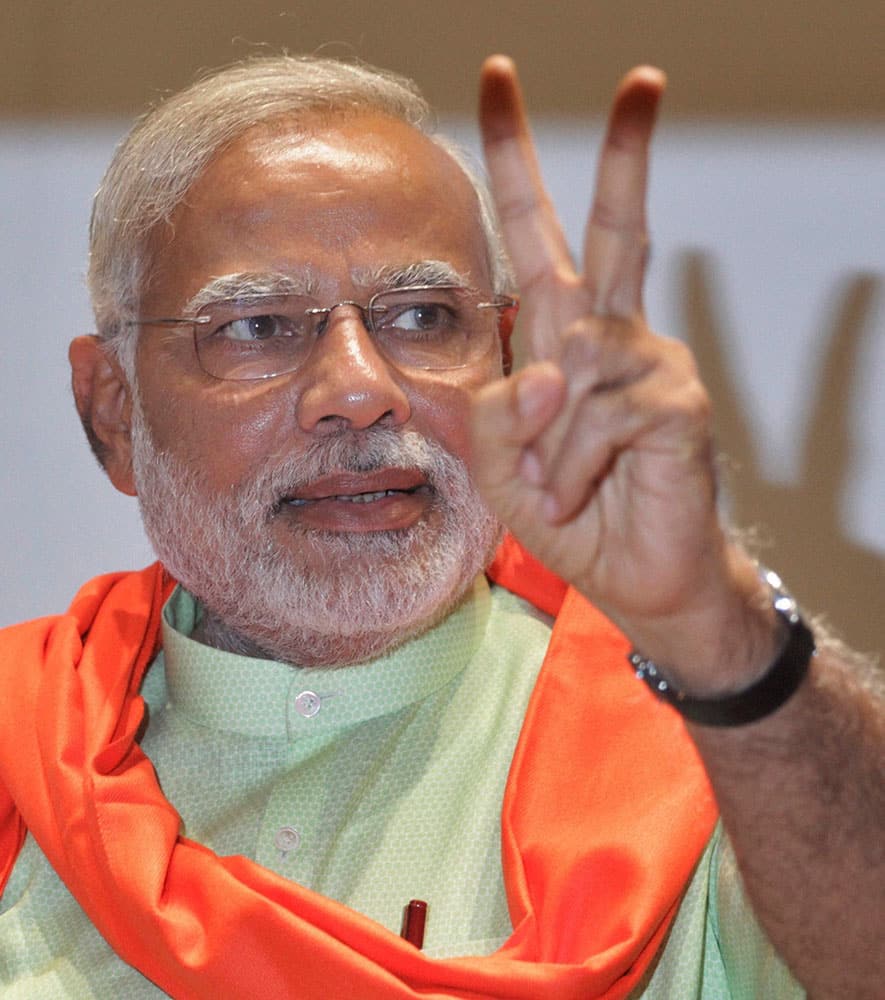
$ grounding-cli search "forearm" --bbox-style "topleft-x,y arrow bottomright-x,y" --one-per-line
688,639 -> 885,999
472,56 -> 884,996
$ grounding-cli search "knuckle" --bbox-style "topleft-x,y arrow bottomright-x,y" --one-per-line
667,378 -> 712,426
589,202 -> 646,233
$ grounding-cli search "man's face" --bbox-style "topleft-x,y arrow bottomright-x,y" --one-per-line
128,113 -> 505,665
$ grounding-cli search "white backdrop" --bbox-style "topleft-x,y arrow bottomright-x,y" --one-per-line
1,119 -> 883,630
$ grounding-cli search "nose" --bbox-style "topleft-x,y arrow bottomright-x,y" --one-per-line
294,307 -> 411,433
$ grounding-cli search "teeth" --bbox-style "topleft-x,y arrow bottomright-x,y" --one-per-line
340,490 -> 393,504
286,489 -> 401,507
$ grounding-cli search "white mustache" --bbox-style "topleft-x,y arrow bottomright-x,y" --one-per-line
241,429 -> 457,513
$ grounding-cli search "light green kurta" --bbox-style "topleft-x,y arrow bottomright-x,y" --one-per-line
0,577 -> 802,998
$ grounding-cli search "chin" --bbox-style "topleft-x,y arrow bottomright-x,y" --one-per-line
131,405 -> 501,667
190,518 -> 503,667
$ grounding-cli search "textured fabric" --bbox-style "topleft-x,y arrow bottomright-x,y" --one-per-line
155,577 -> 550,957
1,825 -> 805,999
0,540 -> 719,998
1,584 -> 802,998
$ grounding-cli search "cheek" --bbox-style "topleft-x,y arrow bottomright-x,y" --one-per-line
136,363 -> 299,489
407,364 -> 496,464
135,339 -> 500,488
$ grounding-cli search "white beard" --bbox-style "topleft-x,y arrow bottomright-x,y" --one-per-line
129,400 -> 502,666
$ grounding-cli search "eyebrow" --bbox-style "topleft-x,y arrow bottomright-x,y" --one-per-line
182,260 -> 474,315
183,272 -> 318,314
352,260 -> 474,292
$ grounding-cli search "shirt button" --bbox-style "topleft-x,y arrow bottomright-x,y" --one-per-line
274,826 -> 302,859
293,690 -> 322,718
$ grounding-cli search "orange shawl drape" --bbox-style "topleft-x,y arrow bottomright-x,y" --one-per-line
0,538 -> 716,998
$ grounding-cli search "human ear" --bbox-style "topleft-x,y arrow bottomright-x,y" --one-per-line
69,335 -> 137,496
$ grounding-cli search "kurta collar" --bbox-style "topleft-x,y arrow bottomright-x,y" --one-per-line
161,576 -> 492,740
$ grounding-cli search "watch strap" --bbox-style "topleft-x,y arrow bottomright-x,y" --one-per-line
627,569 -> 816,727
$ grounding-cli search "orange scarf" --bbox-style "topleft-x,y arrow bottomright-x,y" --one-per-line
0,538 -> 716,999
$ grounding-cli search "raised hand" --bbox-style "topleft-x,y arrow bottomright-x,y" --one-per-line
471,56 -> 775,687
471,62 -> 884,1000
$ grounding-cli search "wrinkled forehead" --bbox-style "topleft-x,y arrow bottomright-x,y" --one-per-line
144,111 -> 493,309
214,112 -> 483,227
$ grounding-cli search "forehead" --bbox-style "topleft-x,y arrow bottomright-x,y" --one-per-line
146,112 -> 491,307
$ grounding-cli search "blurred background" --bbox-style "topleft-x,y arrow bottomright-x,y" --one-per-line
2,1 -> 883,655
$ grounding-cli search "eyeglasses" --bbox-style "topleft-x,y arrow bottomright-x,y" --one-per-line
126,284 -> 517,381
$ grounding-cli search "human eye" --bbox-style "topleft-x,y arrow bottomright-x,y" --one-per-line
194,297 -> 315,379
213,313 -> 296,342
197,296 -> 313,345
374,289 -> 462,340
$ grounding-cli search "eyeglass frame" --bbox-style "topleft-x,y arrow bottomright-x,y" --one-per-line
124,283 -> 518,382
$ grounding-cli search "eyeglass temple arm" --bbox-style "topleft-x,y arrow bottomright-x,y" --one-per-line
124,316 -> 213,327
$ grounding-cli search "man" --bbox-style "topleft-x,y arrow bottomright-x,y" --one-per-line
0,53 -> 881,999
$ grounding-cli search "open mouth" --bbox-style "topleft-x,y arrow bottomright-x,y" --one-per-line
280,467 -> 430,505
285,484 -> 429,507
274,468 -> 433,531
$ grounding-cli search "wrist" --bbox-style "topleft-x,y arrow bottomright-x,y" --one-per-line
627,565 -> 816,727
618,544 -> 781,697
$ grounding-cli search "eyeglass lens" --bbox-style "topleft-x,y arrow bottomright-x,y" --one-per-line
193,286 -> 502,381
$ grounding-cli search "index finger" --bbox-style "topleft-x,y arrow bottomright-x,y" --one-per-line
479,57 -> 577,324
584,67 -> 666,316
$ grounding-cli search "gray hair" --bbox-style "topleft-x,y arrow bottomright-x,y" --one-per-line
88,54 -> 513,377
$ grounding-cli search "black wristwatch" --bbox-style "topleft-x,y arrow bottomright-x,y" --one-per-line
627,568 -> 816,727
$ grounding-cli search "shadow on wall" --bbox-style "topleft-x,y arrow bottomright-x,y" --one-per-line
682,252 -> 884,659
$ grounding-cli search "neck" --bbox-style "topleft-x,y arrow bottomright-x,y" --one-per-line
189,600 -> 460,669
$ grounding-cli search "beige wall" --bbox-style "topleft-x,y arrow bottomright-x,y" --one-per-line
5,0 -> 885,119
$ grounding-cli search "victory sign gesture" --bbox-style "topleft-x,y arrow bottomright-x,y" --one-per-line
472,61 -> 884,1000
471,57 -> 776,690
